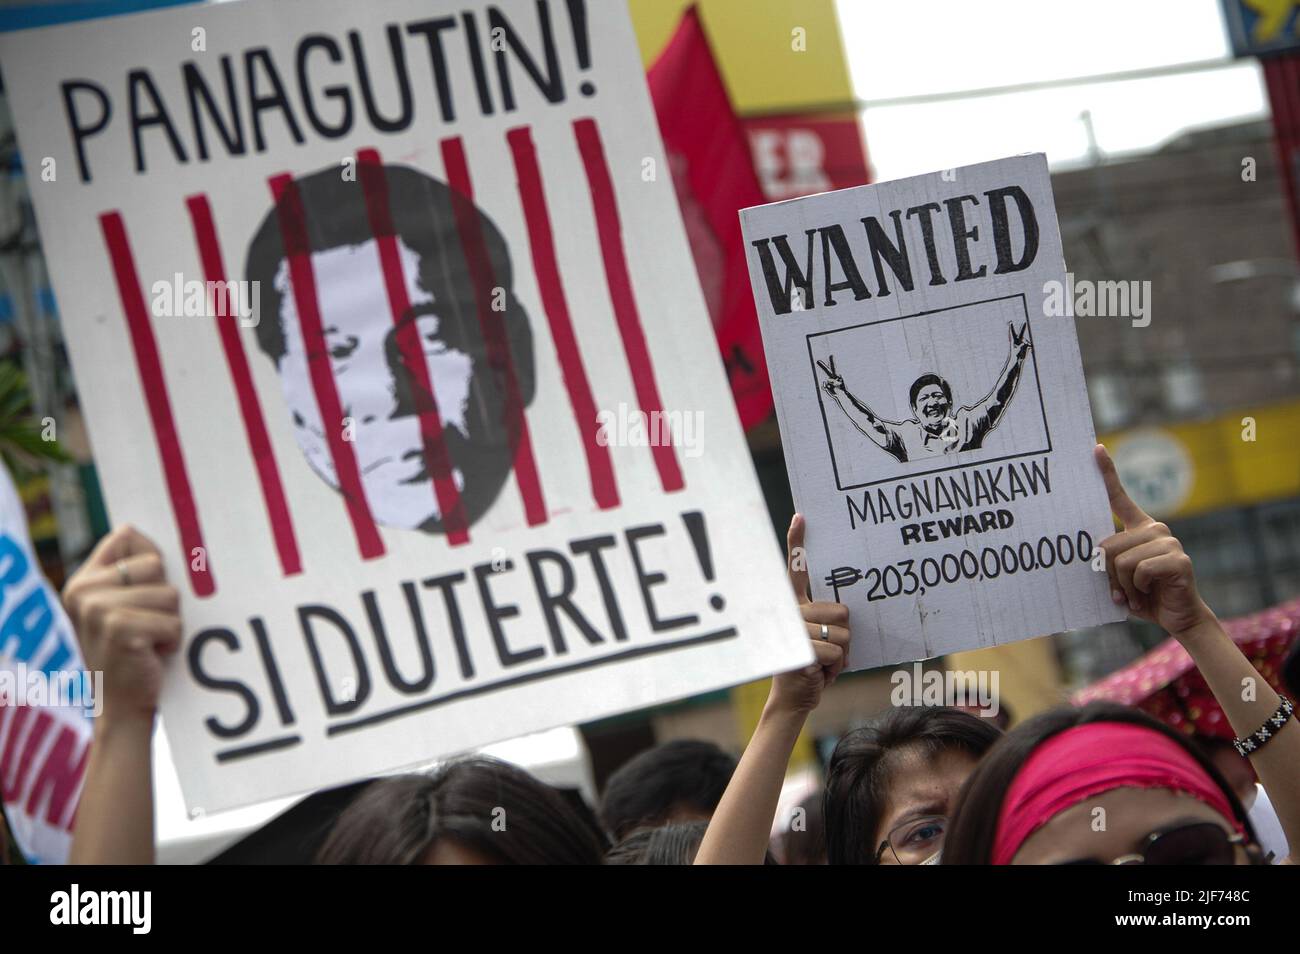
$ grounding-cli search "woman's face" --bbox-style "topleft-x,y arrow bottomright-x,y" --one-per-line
1011,786 -> 1249,865
874,747 -> 979,865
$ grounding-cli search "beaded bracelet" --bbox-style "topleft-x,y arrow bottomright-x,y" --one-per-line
1233,695 -> 1295,757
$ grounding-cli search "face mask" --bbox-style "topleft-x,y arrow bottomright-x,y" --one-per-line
920,850 -> 942,865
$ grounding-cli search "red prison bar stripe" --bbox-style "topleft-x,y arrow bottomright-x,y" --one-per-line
356,149 -> 470,545
573,118 -> 684,493
99,211 -> 216,596
268,174 -> 386,560
440,136 -> 549,526
186,194 -> 303,575
506,126 -> 620,511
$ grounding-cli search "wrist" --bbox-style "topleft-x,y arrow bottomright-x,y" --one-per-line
1170,600 -> 1221,646
760,694 -> 813,729
95,707 -> 156,743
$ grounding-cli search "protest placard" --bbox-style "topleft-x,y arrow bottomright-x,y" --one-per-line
0,0 -> 810,813
0,462 -> 91,863
741,155 -> 1127,670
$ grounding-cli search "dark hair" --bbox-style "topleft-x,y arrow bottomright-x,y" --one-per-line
316,756 -> 603,865
599,740 -> 737,840
603,821 -> 709,865
824,706 -> 1002,865
780,790 -> 827,865
603,821 -> 778,865
245,162 -> 530,370
909,373 -> 952,409
942,703 -> 1256,865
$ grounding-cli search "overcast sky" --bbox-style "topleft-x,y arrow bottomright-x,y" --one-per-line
835,0 -> 1267,180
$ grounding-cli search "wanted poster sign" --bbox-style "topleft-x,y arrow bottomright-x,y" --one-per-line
741,156 -> 1125,671
0,0 -> 810,813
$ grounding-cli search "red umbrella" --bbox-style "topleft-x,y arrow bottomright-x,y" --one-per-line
1072,599 -> 1300,739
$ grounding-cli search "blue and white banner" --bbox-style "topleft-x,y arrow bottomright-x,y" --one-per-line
0,463 -> 92,864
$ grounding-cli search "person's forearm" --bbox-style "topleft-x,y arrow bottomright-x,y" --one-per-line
991,352 -> 1026,409
995,364 -> 1023,406
831,393 -> 871,436
834,392 -> 893,446
841,390 -> 878,423
694,704 -> 807,865
1178,612 -> 1300,859
69,714 -> 156,864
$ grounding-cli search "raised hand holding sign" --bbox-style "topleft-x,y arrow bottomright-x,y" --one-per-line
1094,444 -> 1212,639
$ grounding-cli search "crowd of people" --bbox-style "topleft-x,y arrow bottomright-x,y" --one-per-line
39,446 -> 1299,864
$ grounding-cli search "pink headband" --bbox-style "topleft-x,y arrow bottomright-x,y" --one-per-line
991,722 -> 1242,865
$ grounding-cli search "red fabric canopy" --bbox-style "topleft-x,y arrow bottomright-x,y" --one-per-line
1072,599 -> 1300,739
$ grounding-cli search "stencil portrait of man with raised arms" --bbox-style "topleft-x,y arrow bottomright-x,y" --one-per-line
818,320 -> 1032,464
245,163 -> 535,535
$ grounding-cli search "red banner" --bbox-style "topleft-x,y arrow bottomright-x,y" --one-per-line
649,8 -> 773,430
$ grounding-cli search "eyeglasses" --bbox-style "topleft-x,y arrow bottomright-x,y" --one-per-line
875,814 -> 947,865
1058,822 -> 1260,866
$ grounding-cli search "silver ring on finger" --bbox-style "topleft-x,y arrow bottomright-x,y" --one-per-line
116,558 -> 131,587
819,623 -> 830,641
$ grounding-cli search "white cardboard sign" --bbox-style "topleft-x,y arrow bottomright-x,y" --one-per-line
741,156 -> 1126,670
0,0 -> 810,812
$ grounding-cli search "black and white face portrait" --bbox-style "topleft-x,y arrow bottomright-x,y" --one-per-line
246,164 -> 535,535
912,379 -> 952,432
